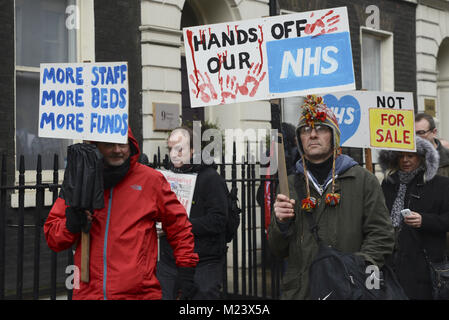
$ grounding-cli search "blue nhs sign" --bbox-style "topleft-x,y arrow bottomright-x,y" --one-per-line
266,32 -> 355,94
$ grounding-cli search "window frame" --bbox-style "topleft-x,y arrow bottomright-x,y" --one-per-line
12,0 -> 95,207
360,26 -> 394,91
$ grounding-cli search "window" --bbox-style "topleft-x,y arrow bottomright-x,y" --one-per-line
15,0 -> 77,170
361,27 -> 394,91
361,27 -> 394,165
361,34 -> 381,90
281,96 -> 304,127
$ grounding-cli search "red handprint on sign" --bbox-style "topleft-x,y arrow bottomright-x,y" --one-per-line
220,75 -> 238,104
304,10 -> 340,37
189,71 -> 218,103
236,62 -> 267,98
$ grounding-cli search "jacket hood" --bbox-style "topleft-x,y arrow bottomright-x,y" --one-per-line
127,127 -> 141,167
87,127 -> 140,167
295,154 -> 358,193
378,136 -> 440,182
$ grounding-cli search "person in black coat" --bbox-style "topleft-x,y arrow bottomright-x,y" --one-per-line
157,126 -> 228,299
379,136 -> 449,299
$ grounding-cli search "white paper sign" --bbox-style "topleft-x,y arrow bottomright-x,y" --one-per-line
39,62 -> 129,143
322,91 -> 415,151
183,7 -> 355,107
158,170 -> 197,216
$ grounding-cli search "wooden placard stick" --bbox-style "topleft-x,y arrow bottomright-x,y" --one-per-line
360,89 -> 374,175
81,229 -> 90,283
364,148 -> 373,174
277,133 -> 290,197
80,65 -> 92,283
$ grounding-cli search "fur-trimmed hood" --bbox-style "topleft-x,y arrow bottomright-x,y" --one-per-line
378,136 -> 440,182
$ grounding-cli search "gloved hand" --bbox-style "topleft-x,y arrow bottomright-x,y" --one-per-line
65,207 -> 91,233
175,267 -> 197,300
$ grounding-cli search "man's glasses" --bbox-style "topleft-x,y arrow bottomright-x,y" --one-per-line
299,125 -> 330,136
416,128 -> 433,136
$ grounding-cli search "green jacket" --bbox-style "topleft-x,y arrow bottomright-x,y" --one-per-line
437,139 -> 449,178
267,159 -> 394,300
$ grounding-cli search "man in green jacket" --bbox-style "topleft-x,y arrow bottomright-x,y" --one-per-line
268,95 -> 395,300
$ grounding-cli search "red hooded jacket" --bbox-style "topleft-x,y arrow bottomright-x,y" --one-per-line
44,128 -> 198,299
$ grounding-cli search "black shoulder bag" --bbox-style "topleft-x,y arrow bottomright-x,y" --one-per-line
305,211 -> 407,300
411,229 -> 449,300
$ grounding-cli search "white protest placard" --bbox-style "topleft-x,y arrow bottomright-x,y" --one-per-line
322,91 -> 415,151
183,7 -> 355,107
158,170 -> 197,216
39,62 -> 129,143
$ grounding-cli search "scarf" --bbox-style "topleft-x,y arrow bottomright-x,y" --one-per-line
390,167 -> 422,227
169,163 -> 196,174
306,156 -> 334,186
103,157 -> 131,190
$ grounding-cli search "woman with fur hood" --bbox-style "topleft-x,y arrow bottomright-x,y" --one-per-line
379,136 -> 449,299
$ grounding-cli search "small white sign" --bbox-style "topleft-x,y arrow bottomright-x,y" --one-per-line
158,170 -> 197,216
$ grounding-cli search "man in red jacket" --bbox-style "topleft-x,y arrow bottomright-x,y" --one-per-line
44,128 -> 199,300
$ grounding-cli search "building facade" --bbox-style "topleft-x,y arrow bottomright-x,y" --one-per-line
416,0 -> 449,141
0,0 -> 421,187
0,0 -> 432,299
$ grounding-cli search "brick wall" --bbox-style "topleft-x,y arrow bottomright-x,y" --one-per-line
278,0 -> 417,97
94,0 -> 143,147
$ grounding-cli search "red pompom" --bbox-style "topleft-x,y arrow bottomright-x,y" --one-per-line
325,193 -> 340,207
301,197 -> 317,212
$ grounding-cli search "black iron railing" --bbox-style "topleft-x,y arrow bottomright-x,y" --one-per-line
0,145 -> 283,300
0,154 -> 74,300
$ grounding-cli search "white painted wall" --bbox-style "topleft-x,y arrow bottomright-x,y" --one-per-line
437,38 -> 449,140
140,0 -> 184,157
78,0 -> 95,62
416,3 -> 449,141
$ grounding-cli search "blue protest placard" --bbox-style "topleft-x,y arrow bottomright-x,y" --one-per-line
267,32 -> 354,94
38,62 -> 129,143
264,7 -> 355,99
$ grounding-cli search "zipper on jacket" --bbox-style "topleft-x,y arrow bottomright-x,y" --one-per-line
103,188 -> 113,300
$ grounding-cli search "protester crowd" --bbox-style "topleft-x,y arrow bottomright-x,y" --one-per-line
43,96 -> 449,300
